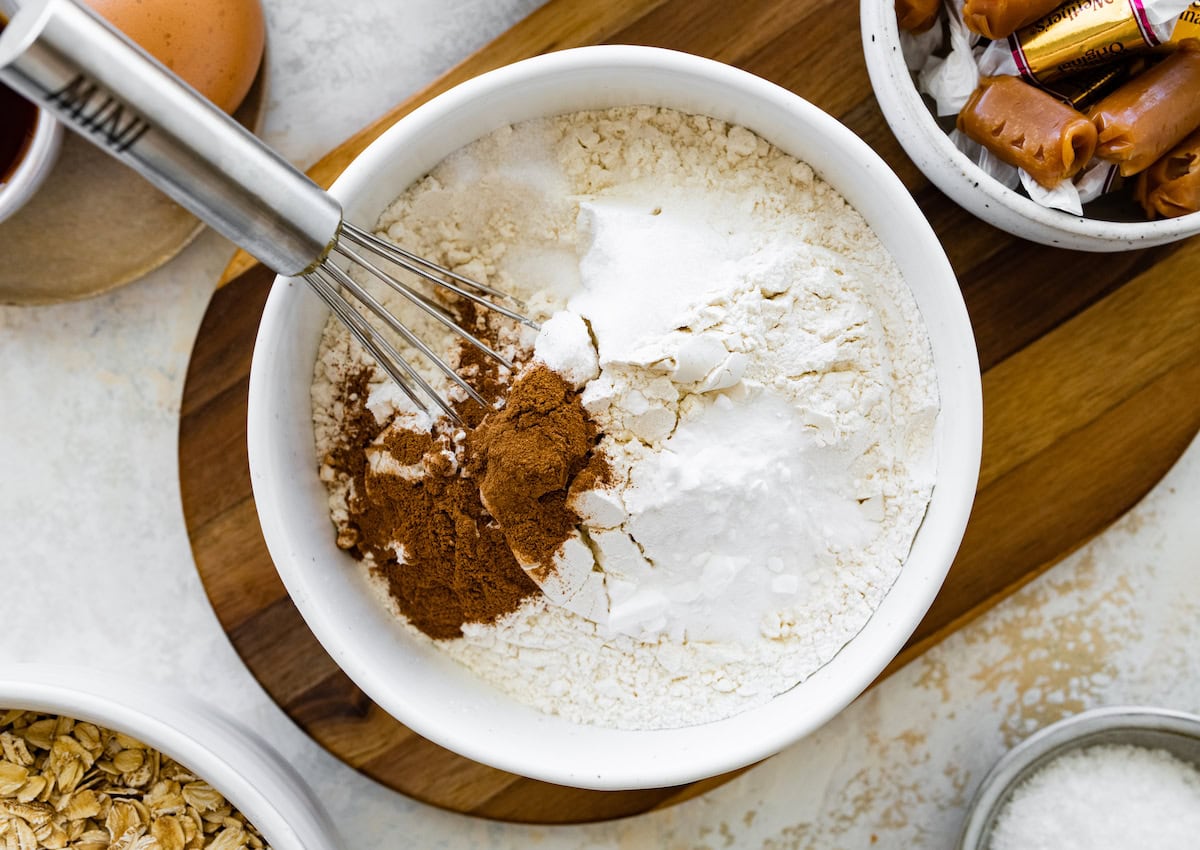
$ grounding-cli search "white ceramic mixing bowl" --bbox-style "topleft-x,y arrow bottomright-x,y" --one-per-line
0,665 -> 341,850
248,45 -> 982,791
860,0 -> 1200,251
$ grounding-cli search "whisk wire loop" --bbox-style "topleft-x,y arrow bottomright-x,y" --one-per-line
320,261 -> 490,410
304,270 -> 440,420
341,222 -> 516,302
338,226 -> 540,331
310,270 -> 461,422
331,243 -> 517,372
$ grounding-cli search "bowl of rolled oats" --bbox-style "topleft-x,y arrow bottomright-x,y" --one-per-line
0,666 -> 340,850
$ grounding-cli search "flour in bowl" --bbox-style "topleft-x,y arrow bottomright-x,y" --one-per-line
311,106 -> 939,729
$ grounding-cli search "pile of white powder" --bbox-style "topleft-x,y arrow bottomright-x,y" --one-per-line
312,106 -> 940,730
989,744 -> 1200,850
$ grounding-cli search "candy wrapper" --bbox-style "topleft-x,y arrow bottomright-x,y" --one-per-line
950,128 -> 1022,189
1009,138 -> 1129,214
1171,1 -> 1200,41
901,20 -> 947,69
979,0 -> 1195,83
1021,167 -> 1084,213
1075,159 -> 1123,203
917,1 -> 982,114
1021,159 -> 1126,212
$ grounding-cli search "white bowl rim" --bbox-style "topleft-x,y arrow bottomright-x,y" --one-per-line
249,44 -> 983,790
859,0 -> 1200,249
0,665 -> 342,850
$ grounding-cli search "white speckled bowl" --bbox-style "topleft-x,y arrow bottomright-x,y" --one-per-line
860,0 -> 1200,251
248,45 -> 982,791
0,666 -> 341,850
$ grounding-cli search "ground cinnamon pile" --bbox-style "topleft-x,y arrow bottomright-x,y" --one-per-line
468,365 -> 603,584
329,352 -> 606,640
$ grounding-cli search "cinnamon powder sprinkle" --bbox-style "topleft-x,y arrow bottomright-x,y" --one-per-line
469,365 -> 607,584
329,361 -> 607,640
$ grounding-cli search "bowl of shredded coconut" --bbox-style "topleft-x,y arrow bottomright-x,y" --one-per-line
248,45 -> 982,790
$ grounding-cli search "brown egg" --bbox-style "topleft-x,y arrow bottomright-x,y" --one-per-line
84,0 -> 265,115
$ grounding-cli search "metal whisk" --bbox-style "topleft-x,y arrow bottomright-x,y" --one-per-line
305,225 -> 538,423
0,0 -> 537,424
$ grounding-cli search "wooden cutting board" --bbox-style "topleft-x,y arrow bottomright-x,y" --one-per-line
178,0 -> 1200,826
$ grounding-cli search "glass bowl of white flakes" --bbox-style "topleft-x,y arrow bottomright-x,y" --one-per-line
0,666 -> 340,850
958,706 -> 1200,850
247,45 -> 983,790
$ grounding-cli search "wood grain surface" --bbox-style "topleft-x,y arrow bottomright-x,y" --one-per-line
180,0 -> 1200,825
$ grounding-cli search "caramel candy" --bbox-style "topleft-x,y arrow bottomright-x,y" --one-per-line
962,0 -> 1064,40
896,0 -> 941,32
1090,39 -> 1200,176
958,76 -> 1098,188
1010,0 -> 1162,84
1135,126 -> 1200,217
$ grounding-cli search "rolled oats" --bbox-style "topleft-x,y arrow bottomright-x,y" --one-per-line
0,712 -> 270,850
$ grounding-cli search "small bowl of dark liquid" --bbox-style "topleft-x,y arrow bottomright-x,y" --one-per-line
0,81 -> 36,179
0,13 -> 63,223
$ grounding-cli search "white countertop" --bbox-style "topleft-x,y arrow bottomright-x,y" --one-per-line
1,1 -> 1198,847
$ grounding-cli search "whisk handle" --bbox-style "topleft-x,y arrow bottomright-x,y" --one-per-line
0,0 -> 342,276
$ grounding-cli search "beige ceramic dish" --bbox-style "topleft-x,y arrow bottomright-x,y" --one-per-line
0,58 -> 266,305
